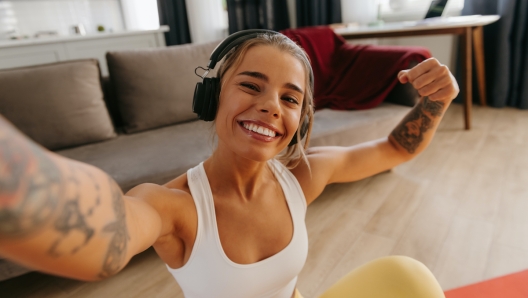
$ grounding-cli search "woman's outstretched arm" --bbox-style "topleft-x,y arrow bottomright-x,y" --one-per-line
293,58 -> 459,204
0,116 -> 163,281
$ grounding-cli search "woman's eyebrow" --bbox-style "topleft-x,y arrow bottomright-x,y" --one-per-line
237,71 -> 304,94
237,71 -> 268,81
285,83 -> 304,95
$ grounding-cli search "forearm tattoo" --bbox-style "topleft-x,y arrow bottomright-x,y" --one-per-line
390,97 -> 445,154
422,96 -> 445,117
1,118 -> 129,277
48,165 -> 98,257
99,177 -> 130,279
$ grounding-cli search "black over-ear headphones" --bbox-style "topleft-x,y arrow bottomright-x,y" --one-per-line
192,29 -> 310,147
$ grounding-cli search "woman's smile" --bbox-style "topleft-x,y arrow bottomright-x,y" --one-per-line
237,119 -> 283,142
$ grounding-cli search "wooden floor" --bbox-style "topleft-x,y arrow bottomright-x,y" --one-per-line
1,103 -> 527,297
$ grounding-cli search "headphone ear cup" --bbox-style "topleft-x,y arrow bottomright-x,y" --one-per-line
193,82 -> 205,118
201,78 -> 213,121
205,78 -> 220,121
194,30 -> 280,121
288,115 -> 310,147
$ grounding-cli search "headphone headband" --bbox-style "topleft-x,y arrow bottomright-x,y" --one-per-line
207,29 -> 278,69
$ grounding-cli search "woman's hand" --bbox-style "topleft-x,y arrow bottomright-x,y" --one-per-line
397,58 -> 459,103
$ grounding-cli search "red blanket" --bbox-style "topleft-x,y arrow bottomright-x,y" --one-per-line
281,26 -> 432,110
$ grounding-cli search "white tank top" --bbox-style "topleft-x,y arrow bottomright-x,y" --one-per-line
166,159 -> 309,298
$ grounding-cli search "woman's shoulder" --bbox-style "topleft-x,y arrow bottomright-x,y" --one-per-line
125,172 -> 195,221
288,150 -> 333,205
127,173 -> 197,241
126,171 -> 191,200
163,172 -> 191,196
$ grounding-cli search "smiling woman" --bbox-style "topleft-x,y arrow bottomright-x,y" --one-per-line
217,46 -> 311,167
214,33 -> 314,169
0,29 -> 458,298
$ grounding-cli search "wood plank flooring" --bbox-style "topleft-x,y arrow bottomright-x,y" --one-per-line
1,103 -> 527,297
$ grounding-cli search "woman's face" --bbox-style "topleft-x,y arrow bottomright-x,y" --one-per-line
215,44 -> 306,162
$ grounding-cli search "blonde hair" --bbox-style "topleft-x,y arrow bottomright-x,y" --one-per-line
216,33 -> 314,169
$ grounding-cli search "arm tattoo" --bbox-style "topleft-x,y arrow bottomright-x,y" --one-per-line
48,166 -> 99,257
1,118 -> 129,278
423,96 -> 445,117
0,124 -> 61,238
98,178 -> 130,279
390,97 -> 444,154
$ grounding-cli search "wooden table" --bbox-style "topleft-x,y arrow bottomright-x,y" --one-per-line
335,15 -> 500,130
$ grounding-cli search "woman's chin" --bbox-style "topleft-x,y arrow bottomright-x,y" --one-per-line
216,134 -> 288,162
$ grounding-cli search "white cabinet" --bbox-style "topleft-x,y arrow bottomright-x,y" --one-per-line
0,43 -> 68,69
0,26 -> 168,75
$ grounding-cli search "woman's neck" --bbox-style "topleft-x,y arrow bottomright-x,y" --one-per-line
203,145 -> 275,202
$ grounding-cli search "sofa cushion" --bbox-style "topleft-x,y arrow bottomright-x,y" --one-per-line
57,120 -> 215,192
0,60 -> 116,150
106,41 -> 220,134
56,103 -> 410,192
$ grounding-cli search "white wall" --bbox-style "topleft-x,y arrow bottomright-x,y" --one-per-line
185,0 -> 228,44
3,0 -> 124,37
341,1 -> 379,25
379,35 -> 458,70
120,0 -> 160,30
0,2 -> 17,39
287,0 -> 297,28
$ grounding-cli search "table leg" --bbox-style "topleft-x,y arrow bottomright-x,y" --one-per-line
460,27 -> 473,130
473,26 -> 487,106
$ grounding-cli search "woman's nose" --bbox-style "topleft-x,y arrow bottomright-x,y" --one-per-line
259,94 -> 281,118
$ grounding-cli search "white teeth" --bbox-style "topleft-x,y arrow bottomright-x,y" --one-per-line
242,122 -> 276,137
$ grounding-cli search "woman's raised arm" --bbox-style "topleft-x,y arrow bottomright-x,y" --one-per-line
0,115 -> 164,281
293,58 -> 459,205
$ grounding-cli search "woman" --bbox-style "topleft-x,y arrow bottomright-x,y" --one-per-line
0,31 -> 458,297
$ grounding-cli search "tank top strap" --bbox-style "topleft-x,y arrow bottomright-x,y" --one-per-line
186,162 -> 217,241
268,159 -> 307,214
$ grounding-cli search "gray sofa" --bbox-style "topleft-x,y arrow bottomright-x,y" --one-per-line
0,40 -> 417,281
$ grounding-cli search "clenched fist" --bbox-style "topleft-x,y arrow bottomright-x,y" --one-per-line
398,58 -> 459,103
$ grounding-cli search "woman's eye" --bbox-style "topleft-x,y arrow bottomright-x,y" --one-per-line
283,96 -> 299,105
240,83 -> 259,91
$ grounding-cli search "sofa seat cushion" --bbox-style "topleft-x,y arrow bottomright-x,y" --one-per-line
106,41 -> 220,134
0,60 -> 116,150
310,103 -> 411,147
57,103 -> 410,192
56,120 -> 215,192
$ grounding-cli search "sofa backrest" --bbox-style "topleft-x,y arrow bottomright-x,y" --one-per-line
106,40 -> 220,134
0,59 -> 117,150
